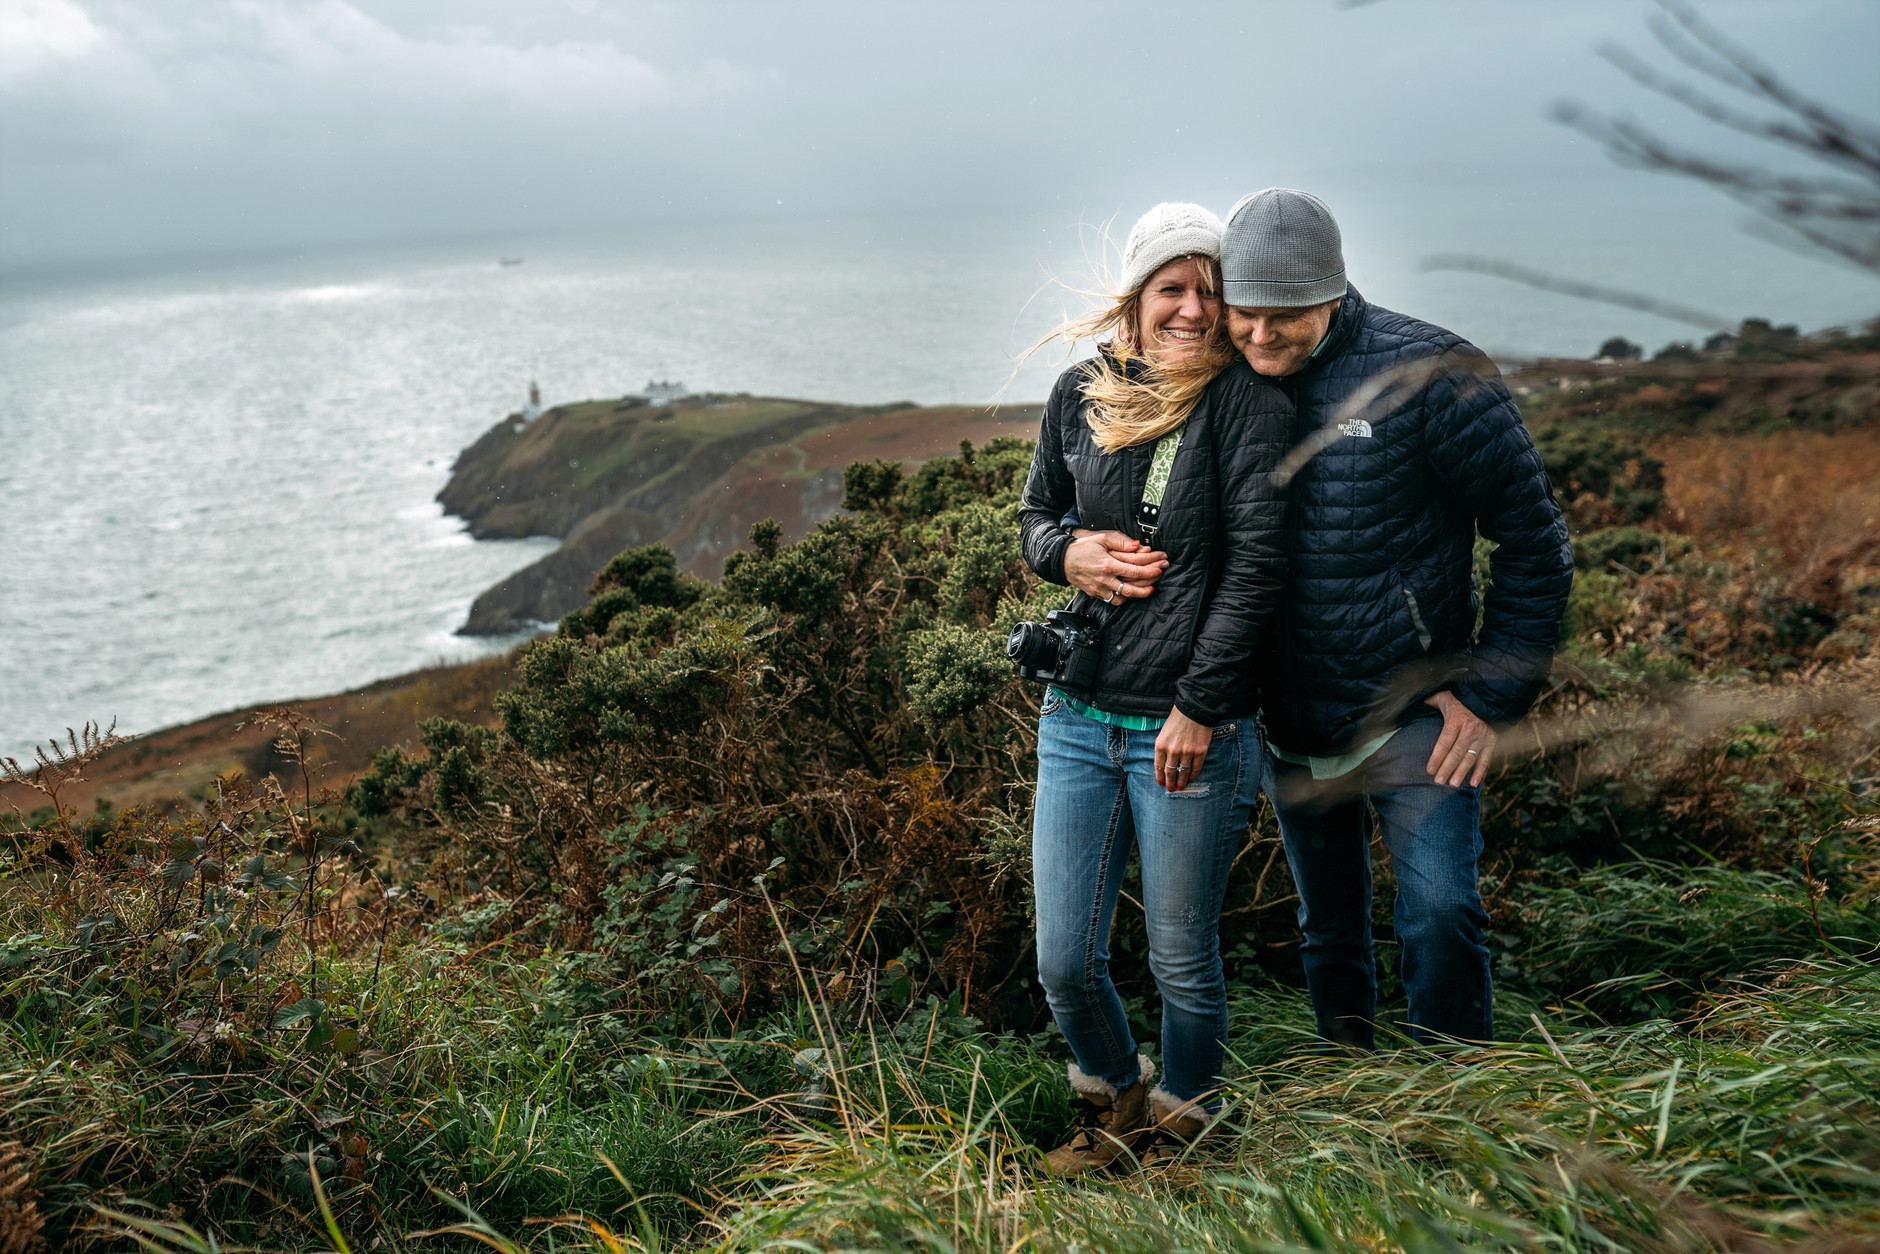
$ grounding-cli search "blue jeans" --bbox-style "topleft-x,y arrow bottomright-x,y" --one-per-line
1264,715 -> 1493,1049
1031,692 -> 1259,1103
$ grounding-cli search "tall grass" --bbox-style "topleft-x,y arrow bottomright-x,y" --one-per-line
16,870 -> 1875,1252
422,958 -> 1880,1254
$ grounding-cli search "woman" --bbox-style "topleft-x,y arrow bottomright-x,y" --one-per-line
1018,202 -> 1292,1174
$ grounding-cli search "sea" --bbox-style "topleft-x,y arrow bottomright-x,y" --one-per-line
4,214 -> 1877,760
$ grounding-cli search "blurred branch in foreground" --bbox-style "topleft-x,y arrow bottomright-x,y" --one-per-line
1553,0 -> 1880,273
1422,254 -> 1733,331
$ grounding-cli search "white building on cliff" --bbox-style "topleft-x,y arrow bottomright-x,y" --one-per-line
642,378 -> 689,407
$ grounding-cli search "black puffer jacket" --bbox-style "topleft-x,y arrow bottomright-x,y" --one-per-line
1019,355 -> 1293,725
1258,286 -> 1574,756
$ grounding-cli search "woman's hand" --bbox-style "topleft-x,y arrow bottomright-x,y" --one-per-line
1064,530 -> 1167,604
1155,707 -> 1213,792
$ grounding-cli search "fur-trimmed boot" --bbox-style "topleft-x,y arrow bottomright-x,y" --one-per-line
1041,1056 -> 1155,1177
1137,1085 -> 1217,1168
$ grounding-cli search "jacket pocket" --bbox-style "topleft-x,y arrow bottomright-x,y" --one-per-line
1387,564 -> 1434,653
1402,584 -> 1433,652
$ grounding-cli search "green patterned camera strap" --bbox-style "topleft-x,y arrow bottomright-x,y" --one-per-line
1135,423 -> 1184,538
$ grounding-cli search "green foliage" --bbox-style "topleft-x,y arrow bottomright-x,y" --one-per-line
904,622 -> 1013,722
560,544 -> 706,639
1558,568 -> 1628,646
1534,424 -> 1666,525
365,956 -> 1880,1254
1731,316 -> 1803,361
494,627 -> 749,759
1573,525 -> 1691,573
842,457 -> 903,512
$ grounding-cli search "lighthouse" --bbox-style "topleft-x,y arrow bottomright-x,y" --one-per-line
522,381 -> 543,422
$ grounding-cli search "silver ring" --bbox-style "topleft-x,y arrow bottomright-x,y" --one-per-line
1465,749 -> 1478,756
1174,764 -> 1187,772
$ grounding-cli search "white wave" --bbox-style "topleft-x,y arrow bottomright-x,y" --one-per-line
286,283 -> 388,304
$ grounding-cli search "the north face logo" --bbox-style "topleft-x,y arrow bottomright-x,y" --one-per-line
1338,418 -> 1373,439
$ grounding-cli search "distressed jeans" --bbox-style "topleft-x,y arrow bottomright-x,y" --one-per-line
1032,691 -> 1260,1103
1264,714 -> 1494,1049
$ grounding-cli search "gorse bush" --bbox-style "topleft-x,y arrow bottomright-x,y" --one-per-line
351,437 -> 1052,1034
1534,424 -> 1666,528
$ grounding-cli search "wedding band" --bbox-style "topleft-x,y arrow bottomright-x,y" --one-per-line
1466,749 -> 1478,755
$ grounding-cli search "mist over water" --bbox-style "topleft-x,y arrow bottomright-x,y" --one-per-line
3,214 -> 1875,759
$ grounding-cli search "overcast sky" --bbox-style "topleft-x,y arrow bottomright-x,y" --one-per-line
2,0 -> 1878,295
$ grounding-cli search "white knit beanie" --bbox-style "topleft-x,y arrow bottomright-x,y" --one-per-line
1118,202 -> 1225,296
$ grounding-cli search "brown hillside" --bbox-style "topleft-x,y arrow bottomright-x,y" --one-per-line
1,653 -> 520,820
1513,351 -> 1880,433
659,403 -> 1047,578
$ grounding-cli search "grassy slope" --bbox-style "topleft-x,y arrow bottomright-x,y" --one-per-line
7,884 -> 1879,1253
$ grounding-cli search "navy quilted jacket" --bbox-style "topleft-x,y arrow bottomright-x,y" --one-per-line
1258,286 -> 1573,757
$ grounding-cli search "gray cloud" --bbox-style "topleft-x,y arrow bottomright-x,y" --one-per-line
1,0 -> 1877,268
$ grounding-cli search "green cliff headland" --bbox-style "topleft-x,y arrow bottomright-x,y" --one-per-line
441,393 -> 1043,634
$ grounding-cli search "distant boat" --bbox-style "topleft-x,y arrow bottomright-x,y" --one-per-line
499,257 -> 524,267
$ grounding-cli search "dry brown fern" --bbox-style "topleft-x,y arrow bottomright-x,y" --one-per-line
1,720 -> 127,856
0,1142 -> 44,1254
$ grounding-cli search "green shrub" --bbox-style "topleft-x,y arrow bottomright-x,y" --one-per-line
351,440 -> 1046,1035
1534,425 -> 1665,525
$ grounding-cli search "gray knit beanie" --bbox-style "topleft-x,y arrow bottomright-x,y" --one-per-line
1221,188 -> 1347,307
1117,202 -> 1224,296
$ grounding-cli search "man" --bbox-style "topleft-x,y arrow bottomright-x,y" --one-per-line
1221,188 -> 1573,1049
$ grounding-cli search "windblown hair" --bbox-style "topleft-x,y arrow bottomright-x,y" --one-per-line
1027,253 -> 1236,453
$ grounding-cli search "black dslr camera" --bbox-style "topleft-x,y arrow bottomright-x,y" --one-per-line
1007,608 -> 1104,688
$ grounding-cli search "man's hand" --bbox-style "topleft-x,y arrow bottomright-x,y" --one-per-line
1424,690 -> 1496,788
1155,706 -> 1213,791
1063,530 -> 1167,603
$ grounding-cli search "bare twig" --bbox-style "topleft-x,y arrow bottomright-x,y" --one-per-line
1553,0 -> 1880,272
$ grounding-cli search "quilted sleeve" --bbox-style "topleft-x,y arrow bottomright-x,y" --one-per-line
1174,370 -> 1294,726
1422,347 -> 1574,726
1019,370 -> 1083,586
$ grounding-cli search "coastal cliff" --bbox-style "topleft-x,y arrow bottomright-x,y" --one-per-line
442,394 -> 1043,634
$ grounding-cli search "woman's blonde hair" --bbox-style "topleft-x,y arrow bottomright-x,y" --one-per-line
1028,253 -> 1236,453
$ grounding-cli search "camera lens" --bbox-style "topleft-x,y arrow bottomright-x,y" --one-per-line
1007,621 -> 1059,670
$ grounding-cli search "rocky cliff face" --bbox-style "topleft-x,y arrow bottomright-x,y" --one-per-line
442,394 -> 1042,634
